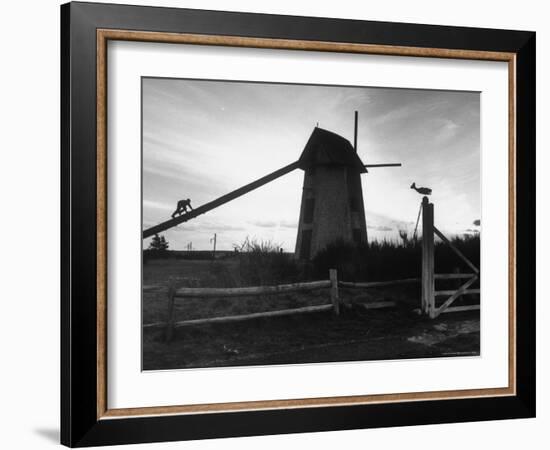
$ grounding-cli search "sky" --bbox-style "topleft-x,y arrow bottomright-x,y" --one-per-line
142,78 -> 480,251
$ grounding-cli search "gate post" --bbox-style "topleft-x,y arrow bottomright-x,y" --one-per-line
421,197 -> 435,316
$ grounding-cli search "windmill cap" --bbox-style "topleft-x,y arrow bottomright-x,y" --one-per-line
298,127 -> 367,173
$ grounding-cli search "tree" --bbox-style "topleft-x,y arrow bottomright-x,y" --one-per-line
149,234 -> 169,251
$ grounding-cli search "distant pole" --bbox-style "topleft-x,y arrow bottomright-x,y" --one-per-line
211,233 -> 217,259
354,111 -> 358,152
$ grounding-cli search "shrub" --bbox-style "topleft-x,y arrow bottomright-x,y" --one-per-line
235,237 -> 301,286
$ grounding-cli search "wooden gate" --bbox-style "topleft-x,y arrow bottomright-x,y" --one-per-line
420,197 -> 480,318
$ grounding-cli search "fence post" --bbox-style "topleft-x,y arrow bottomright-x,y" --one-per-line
421,197 -> 435,317
329,269 -> 340,315
165,285 -> 176,342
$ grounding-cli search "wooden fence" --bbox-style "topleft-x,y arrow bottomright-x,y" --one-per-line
144,270 -> 421,342
420,197 -> 480,318
161,269 -> 338,342
143,202 -> 481,343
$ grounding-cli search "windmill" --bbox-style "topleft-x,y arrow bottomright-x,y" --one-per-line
142,111 -> 401,261
294,111 -> 401,259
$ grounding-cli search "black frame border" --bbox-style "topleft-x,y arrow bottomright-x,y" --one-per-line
61,2 -> 535,447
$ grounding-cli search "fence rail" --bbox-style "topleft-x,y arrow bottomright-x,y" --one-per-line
143,305 -> 339,331
435,289 -> 480,296
173,280 -> 331,298
440,305 -> 480,314
339,278 -> 419,289
160,305 -> 334,330
434,273 -> 476,280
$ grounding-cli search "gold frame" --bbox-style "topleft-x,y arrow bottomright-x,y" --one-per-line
96,29 -> 516,420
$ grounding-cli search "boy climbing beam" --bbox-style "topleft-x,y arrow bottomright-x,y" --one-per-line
171,198 -> 193,219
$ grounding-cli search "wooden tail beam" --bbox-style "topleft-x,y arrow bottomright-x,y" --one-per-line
143,161 -> 300,239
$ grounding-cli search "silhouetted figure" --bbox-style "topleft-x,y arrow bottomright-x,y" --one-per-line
410,182 -> 432,196
171,198 -> 193,219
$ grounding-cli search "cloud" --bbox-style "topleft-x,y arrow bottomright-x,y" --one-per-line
143,199 -> 174,211
367,224 -> 393,231
250,220 -> 298,229
279,221 -> 298,229
250,220 -> 276,228
172,221 -> 245,233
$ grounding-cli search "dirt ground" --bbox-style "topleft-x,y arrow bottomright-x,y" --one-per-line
142,258 -> 480,370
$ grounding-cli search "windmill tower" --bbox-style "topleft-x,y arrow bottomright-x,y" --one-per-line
294,112 -> 401,260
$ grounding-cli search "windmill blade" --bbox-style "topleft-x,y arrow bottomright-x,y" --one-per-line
364,163 -> 402,168
143,161 -> 300,239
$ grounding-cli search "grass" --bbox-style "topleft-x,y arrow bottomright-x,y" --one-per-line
141,235 -> 480,370
235,237 -> 301,286
312,234 -> 480,282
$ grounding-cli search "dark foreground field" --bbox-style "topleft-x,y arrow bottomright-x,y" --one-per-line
142,258 -> 480,370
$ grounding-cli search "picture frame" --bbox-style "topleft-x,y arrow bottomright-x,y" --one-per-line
61,1 -> 535,447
